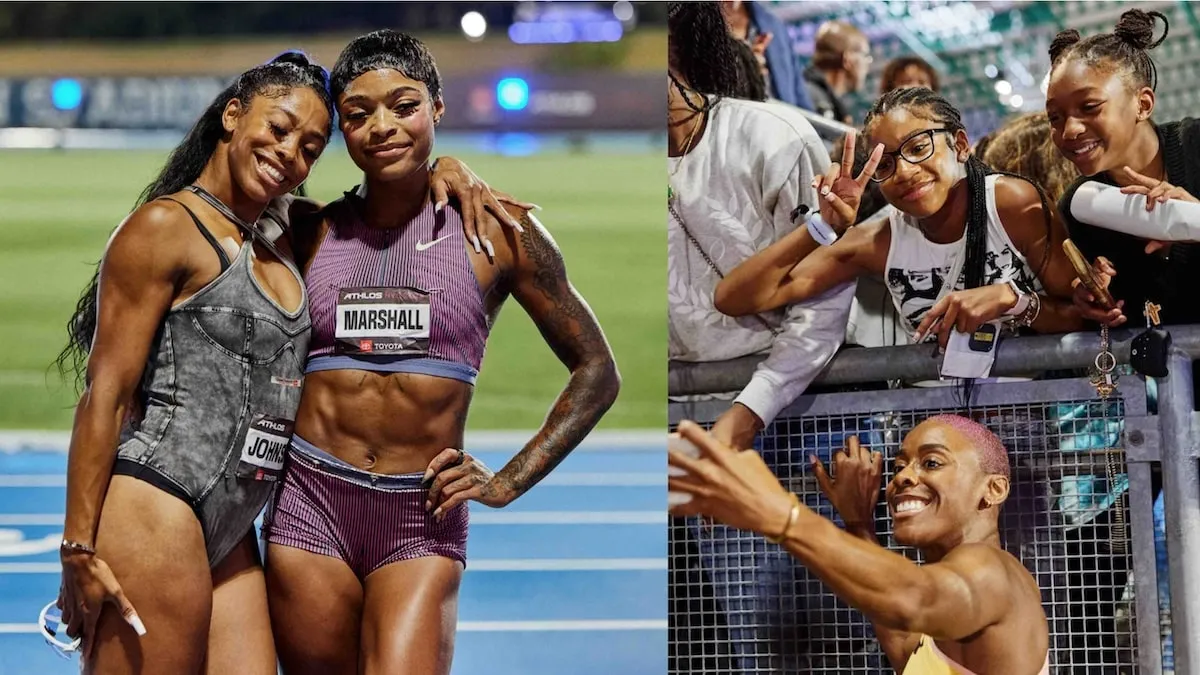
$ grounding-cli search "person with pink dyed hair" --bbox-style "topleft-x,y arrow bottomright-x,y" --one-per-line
669,415 -> 1050,675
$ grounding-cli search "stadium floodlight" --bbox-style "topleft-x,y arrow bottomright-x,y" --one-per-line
984,64 -> 999,79
461,11 -> 488,41
994,79 -> 1012,96
496,78 -> 530,111
613,1 -> 634,22
51,79 -> 83,111
1010,94 -> 1024,108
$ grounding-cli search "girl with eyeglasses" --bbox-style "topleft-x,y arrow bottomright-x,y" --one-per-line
716,87 -> 1084,350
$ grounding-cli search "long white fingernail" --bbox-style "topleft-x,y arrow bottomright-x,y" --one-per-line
128,613 -> 146,636
472,235 -> 481,254
530,203 -> 543,211
513,221 -> 525,233
484,238 -> 496,258
435,201 -> 445,213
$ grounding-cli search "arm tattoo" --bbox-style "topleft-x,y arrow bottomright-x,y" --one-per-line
486,214 -> 620,501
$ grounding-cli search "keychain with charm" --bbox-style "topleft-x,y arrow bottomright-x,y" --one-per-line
1131,301 -> 1171,378
1091,323 -> 1118,398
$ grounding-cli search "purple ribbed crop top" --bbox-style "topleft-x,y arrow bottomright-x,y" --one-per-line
304,192 -> 489,384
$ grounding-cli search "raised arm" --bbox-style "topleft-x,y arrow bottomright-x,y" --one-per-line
811,437 -> 919,668
669,422 -> 1014,672
60,202 -> 189,649
714,133 -> 886,316
482,212 -> 620,504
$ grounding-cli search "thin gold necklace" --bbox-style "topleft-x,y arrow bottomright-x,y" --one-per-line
668,100 -> 707,202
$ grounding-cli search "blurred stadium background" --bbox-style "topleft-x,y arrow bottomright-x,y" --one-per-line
0,3 -> 666,674
775,0 -> 1200,140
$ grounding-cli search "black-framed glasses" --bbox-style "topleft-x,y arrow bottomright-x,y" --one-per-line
870,128 -> 952,183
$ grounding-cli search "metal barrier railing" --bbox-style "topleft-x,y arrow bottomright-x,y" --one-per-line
668,326 -> 1200,674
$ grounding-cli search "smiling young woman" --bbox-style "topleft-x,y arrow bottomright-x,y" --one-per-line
260,30 -> 620,675
713,86 -> 1083,352
668,416 -> 1050,675
1046,9 -> 1200,332
54,52 -> 334,675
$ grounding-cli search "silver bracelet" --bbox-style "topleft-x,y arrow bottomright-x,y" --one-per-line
60,539 -> 96,556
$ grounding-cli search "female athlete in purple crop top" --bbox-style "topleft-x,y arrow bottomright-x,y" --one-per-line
262,30 -> 620,675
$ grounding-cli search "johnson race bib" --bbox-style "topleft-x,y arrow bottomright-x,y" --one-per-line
335,287 -> 431,355
236,414 -> 292,481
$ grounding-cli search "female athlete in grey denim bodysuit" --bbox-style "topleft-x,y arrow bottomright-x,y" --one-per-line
53,53 -> 334,675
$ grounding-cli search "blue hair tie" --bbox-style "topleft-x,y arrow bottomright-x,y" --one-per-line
267,49 -> 331,96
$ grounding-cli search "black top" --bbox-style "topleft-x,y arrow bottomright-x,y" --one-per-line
802,65 -> 851,125
1058,118 -> 1200,327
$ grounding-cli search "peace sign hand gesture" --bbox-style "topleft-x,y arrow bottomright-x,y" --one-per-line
811,133 -> 885,233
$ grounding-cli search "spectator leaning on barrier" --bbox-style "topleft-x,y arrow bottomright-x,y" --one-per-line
669,6 -> 869,670
804,20 -> 872,125
714,87 -> 1084,354
720,0 -> 817,112
668,0 -> 853,451
1047,10 -> 1200,341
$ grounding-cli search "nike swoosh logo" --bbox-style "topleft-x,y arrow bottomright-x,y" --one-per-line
415,234 -> 454,252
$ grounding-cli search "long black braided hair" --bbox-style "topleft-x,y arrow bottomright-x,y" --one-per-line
865,87 -> 1055,410
667,1 -> 755,111
56,51 -> 333,387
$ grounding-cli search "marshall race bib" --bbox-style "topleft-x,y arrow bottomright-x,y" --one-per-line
335,287 -> 431,355
236,414 -> 292,481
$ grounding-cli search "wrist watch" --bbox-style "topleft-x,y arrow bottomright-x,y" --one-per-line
1004,279 -> 1031,317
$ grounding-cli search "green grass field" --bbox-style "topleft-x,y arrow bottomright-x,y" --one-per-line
0,148 -> 665,430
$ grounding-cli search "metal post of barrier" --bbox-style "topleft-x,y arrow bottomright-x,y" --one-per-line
1159,347 -> 1200,674
1128,459 -> 1165,674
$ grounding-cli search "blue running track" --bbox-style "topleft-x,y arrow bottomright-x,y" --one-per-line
0,431 -> 666,675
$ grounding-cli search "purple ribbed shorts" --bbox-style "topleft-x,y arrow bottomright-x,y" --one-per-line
263,435 -> 468,579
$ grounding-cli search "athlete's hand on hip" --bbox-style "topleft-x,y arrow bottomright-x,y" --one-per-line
811,435 -> 882,535
811,133 -> 884,233
429,156 -> 540,257
59,551 -> 145,659
423,448 -> 509,520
